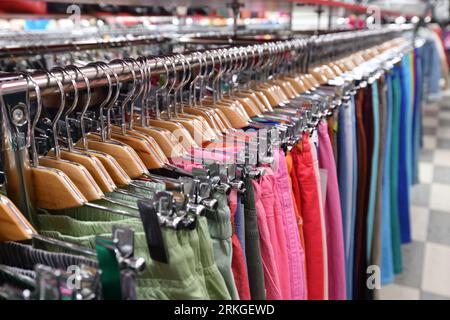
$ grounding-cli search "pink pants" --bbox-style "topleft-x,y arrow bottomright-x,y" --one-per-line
274,148 -> 308,300
252,179 -> 282,300
259,168 -> 292,300
318,120 -> 346,300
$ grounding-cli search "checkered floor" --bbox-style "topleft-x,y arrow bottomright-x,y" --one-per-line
378,91 -> 450,300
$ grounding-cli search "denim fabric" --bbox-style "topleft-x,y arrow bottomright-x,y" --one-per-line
422,39 -> 442,100
338,100 -> 353,272
366,81 -> 380,259
413,46 -> 423,185
234,194 -> 246,260
391,66 -> 403,274
349,95 -> 358,299
338,96 -> 358,299
228,189 -> 251,300
372,76 -> 387,275
381,72 -> 395,285
399,57 -> 412,244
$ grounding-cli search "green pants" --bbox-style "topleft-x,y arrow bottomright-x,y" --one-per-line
38,226 -> 206,300
37,206 -> 230,299
196,216 -> 231,300
206,190 -> 239,300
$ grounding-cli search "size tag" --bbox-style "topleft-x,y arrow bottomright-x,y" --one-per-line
137,199 -> 169,264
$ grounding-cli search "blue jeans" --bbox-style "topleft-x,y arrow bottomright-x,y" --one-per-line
381,72 -> 395,285
235,194 -> 246,263
422,40 -> 441,100
398,56 -> 412,244
338,99 -> 356,299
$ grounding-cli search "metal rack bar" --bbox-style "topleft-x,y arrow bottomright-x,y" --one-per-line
0,25 -> 404,223
0,36 -> 169,59
0,27 -> 402,98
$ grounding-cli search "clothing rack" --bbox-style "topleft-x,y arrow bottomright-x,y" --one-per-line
0,27 -> 402,98
0,35 -> 169,60
0,26 -> 406,222
0,16 -> 432,300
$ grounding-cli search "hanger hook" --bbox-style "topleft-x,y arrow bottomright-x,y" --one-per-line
241,47 -> 249,71
164,56 -> 177,118
171,55 -> 184,115
165,56 -> 177,96
86,61 -> 112,142
137,56 -> 150,127
94,61 -> 119,141
110,58 -> 136,134
41,69 -> 66,160
51,66 -> 78,152
189,52 -> 203,107
154,57 -> 170,119
20,72 -> 41,167
125,57 -> 144,130
177,54 -> 191,111
65,64 -> 91,150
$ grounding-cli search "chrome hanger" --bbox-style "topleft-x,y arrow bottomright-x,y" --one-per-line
40,69 -> 140,217
19,72 -> 126,255
154,57 -> 169,120
89,61 -> 173,196
65,64 -> 151,206
110,58 -> 137,135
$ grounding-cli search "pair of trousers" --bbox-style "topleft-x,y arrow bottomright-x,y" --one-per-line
318,120 -> 346,300
353,87 -> 370,299
234,193 -> 246,260
391,66 -> 404,274
243,176 -> 266,300
310,136 -> 329,299
252,178 -> 282,300
286,151 -> 306,251
260,167 -> 292,300
412,47 -> 423,184
274,147 -> 307,300
380,72 -> 395,284
398,56 -> 412,244
38,201 -> 231,300
366,81 -> 381,260
372,76 -> 387,275
337,98 -> 357,299
38,218 -> 215,300
229,189 -> 251,300
206,190 -> 240,300
291,134 -> 326,300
